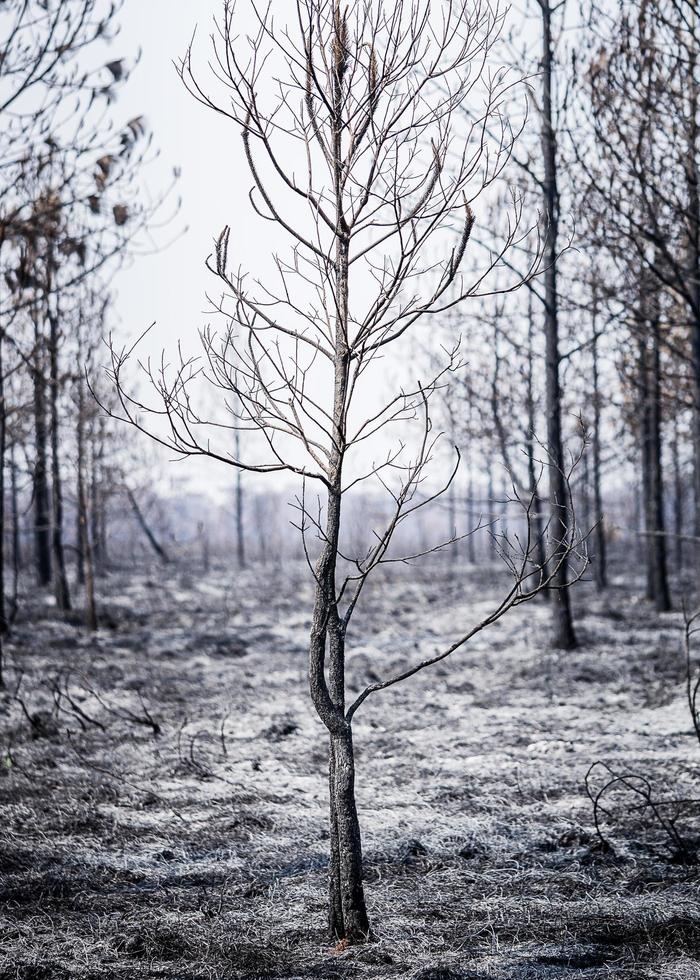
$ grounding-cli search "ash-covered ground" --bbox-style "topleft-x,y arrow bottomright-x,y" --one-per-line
1,561 -> 700,979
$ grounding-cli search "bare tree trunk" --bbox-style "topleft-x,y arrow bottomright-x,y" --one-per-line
311,481 -> 368,942
307,161 -> 369,940
525,297 -> 548,583
10,441 -> 20,624
633,475 -> 643,566
672,412 -> 684,576
639,345 -> 654,602
487,453 -> 496,559
691,293 -> 700,588
47,287 -> 71,612
639,323 -> 671,612
466,459 -> 476,564
540,0 -> 576,648
76,381 -> 96,628
0,330 -> 6,687
465,396 -> 477,565
234,427 -> 245,568
77,474 -> 97,631
32,314 -> 52,587
76,431 -> 86,587
45,238 -> 70,611
255,497 -> 269,565
649,320 -> 671,611
686,11 -> 700,591
90,425 -> 104,571
126,487 -> 170,564
448,410 -> 457,561
195,522 -> 209,573
580,437 -> 591,545
590,307 -> 607,590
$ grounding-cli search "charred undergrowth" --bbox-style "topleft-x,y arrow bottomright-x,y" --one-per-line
1,562 -> 699,978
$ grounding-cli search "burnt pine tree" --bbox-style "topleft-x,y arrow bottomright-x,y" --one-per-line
538,0 -> 577,648
105,0 -> 586,943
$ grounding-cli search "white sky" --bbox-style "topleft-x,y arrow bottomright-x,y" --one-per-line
110,1 -> 272,496
113,1 -> 260,359
108,0 -> 543,500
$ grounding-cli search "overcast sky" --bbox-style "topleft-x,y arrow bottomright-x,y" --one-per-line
109,1 -> 272,497
107,0 -> 537,501
114,1 -> 259,357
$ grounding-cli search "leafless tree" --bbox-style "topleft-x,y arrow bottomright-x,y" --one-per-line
103,0 -> 586,942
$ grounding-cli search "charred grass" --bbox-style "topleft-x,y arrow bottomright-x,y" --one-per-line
1,563 -> 699,978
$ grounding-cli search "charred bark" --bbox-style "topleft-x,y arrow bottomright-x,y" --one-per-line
525,297 -> 548,583
47,297 -> 71,612
672,413 -> 684,575
32,314 -> 52,587
9,441 -> 20,624
540,0 -> 576,648
0,330 -> 6,687
234,427 -> 245,569
590,310 -> 607,590
638,322 -> 671,612
76,380 -> 96,628
126,487 -> 170,564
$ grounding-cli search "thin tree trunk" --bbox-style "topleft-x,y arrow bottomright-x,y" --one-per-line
448,409 -> 457,561
75,378 -> 85,586
591,307 -> 607,590
47,260 -> 71,612
639,340 -> 654,602
487,454 -> 496,559
197,521 -> 210,573
0,330 -> 6,687
633,475 -> 643,565
307,87 -> 369,936
256,498 -> 269,565
76,380 -> 96,628
580,437 -> 591,545
639,323 -> 671,612
648,319 -> 671,611
540,0 -> 576,648
10,441 -> 20,624
672,412 -> 684,575
90,424 -> 104,571
32,313 -> 52,587
525,295 -> 548,584
234,426 -> 245,568
686,10 -> 700,590
78,475 -> 97,631
466,457 -> 476,564
126,487 -> 170,564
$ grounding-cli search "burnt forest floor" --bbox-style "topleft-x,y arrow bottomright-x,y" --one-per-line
1,559 -> 700,980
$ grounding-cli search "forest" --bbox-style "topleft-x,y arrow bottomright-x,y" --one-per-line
1,1 -> 700,978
